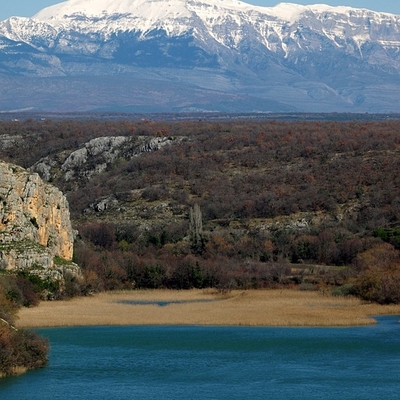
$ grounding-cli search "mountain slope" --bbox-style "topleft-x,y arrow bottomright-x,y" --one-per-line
0,1 -> 399,112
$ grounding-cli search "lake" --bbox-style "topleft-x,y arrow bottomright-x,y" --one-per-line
1,316 -> 399,399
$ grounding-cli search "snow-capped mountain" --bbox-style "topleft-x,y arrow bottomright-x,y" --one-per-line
0,0 -> 400,113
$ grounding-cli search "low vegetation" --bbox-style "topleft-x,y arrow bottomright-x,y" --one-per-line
17,289 -> 400,328
0,275 -> 48,377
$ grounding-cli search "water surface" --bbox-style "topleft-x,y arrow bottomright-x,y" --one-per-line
1,316 -> 399,399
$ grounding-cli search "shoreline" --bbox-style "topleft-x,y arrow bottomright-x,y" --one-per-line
17,289 -> 400,328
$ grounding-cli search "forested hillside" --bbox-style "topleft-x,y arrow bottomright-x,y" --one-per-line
1,118 -> 400,303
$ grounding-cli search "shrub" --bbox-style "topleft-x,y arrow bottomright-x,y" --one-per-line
374,228 -> 400,250
0,277 -> 49,377
1,275 -> 39,308
352,263 -> 400,304
331,283 -> 356,297
0,326 -> 48,377
298,283 -> 318,291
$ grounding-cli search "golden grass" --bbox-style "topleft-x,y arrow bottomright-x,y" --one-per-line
0,366 -> 28,378
16,289 -> 400,328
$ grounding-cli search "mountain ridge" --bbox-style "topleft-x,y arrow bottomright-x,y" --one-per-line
0,0 -> 399,113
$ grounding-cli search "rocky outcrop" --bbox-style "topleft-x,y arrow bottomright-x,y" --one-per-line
31,135 -> 185,184
0,161 -> 75,271
61,136 -> 130,182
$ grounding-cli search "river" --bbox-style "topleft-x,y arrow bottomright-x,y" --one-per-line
1,316 -> 399,399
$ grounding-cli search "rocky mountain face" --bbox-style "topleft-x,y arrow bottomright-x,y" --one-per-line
0,161 -> 75,272
0,0 -> 399,113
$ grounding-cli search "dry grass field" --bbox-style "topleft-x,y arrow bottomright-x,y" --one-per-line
16,289 -> 400,328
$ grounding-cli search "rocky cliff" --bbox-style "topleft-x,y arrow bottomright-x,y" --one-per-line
0,160 -> 75,271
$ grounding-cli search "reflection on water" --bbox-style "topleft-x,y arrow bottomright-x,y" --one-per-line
373,315 -> 400,325
118,299 -> 217,307
1,316 -> 399,400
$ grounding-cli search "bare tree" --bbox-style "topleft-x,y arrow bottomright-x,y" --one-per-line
189,204 -> 204,254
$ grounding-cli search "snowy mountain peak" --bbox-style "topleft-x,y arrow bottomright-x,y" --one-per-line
268,2 -> 311,21
34,0 -> 148,19
0,0 -> 400,113
33,0 -> 252,21
0,0 -> 396,49
32,0 -> 398,24
28,0 -> 399,43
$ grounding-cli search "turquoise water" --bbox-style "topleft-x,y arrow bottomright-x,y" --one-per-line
1,316 -> 399,399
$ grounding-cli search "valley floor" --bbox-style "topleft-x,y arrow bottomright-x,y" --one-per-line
17,289 -> 400,328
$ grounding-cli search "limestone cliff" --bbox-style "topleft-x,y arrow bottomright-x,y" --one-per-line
0,160 -> 74,271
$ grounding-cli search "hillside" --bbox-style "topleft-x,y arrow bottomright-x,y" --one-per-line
0,117 -> 399,302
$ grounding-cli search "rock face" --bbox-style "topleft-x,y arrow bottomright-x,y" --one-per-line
31,135 -> 184,184
0,161 -> 74,270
